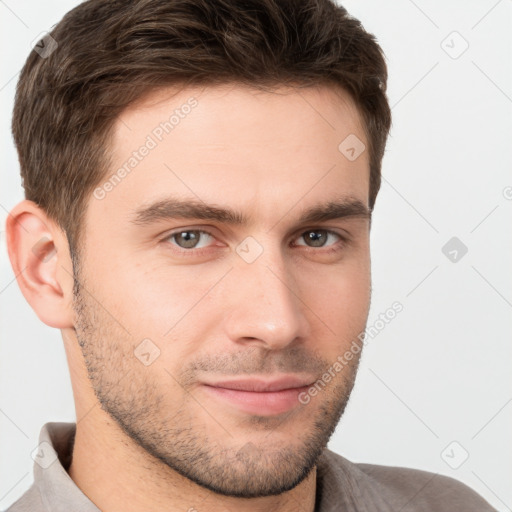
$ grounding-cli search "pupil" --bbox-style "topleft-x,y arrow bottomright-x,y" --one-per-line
178,231 -> 198,248
307,230 -> 326,247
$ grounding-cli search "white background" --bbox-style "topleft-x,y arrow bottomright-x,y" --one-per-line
1,0 -> 511,510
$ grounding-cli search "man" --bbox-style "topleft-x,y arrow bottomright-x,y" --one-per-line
4,0 -> 495,510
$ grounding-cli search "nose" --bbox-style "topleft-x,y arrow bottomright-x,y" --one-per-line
222,240 -> 311,351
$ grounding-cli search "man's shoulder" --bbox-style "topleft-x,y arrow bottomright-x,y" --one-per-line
3,483 -> 44,512
355,461 -> 496,511
320,449 -> 496,511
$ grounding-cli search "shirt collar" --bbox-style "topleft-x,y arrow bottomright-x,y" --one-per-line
33,422 -> 100,512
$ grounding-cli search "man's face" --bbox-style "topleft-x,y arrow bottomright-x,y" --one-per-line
72,84 -> 372,497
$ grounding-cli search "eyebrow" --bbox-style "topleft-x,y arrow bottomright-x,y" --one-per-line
130,196 -> 372,228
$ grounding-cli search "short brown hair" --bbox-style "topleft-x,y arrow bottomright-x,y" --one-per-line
12,0 -> 391,260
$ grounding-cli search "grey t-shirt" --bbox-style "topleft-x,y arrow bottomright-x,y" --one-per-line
4,422 -> 496,511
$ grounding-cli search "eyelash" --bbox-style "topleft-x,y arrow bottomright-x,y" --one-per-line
160,228 -> 348,256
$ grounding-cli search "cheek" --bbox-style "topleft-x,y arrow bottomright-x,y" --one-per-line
91,254 -> 205,333
92,260 -> 231,374
301,256 -> 371,336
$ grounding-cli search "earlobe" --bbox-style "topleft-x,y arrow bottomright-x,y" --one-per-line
5,199 -> 75,329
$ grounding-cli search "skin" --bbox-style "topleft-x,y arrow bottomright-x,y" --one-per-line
7,83 -> 372,512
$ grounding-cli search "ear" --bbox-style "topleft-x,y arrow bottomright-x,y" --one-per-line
5,199 -> 75,329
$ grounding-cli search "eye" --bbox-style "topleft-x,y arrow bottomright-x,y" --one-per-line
165,229 -> 215,250
294,229 -> 344,251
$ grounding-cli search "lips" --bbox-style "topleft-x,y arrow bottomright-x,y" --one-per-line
200,375 -> 315,415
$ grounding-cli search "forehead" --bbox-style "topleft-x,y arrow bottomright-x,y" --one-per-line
90,83 -> 370,231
